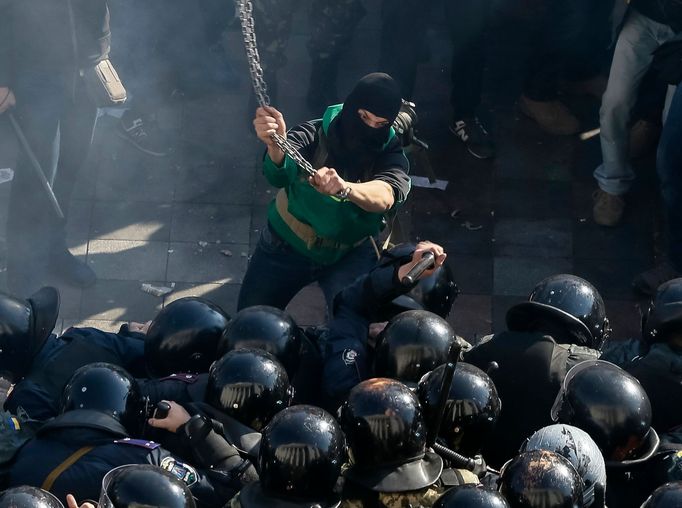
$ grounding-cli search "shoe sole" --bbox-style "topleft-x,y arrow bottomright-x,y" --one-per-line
448,125 -> 495,160
116,128 -> 168,157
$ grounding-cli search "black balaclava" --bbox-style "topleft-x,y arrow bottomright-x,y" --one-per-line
328,73 -> 402,172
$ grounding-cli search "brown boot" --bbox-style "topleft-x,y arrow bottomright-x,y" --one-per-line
629,119 -> 661,159
519,95 -> 580,135
592,189 -> 625,226
632,262 -> 682,296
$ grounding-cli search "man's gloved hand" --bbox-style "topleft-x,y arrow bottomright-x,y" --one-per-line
0,88 -> 15,114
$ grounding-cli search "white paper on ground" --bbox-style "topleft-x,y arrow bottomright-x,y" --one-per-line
0,168 -> 14,185
410,175 -> 448,191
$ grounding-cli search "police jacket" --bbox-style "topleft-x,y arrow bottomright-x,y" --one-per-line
4,326 -> 145,420
463,331 -> 600,468
625,343 -> 682,432
140,374 -> 262,461
0,0 -> 111,88
8,409 -> 257,507
320,253 -> 427,411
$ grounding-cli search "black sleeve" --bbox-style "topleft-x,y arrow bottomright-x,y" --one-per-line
267,119 -> 320,162
0,0 -> 13,87
372,136 -> 411,204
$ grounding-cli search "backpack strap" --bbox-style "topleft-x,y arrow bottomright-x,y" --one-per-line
41,446 -> 94,491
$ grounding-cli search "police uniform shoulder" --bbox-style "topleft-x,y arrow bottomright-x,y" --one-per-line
114,438 -> 161,450
158,373 -> 200,384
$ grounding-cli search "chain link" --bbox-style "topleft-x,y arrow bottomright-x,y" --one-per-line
237,0 -> 317,178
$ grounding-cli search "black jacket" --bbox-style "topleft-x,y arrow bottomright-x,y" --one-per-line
632,0 -> 682,31
0,0 -> 111,87
8,410 -> 257,507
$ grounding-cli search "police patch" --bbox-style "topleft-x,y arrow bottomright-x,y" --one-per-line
160,456 -> 198,486
342,348 -> 358,366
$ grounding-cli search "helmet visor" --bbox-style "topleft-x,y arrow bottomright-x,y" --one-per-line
550,360 -> 608,422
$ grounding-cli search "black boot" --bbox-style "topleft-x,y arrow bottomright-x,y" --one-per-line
306,58 -> 339,117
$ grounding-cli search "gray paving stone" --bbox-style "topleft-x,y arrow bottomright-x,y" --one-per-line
80,279 -> 163,322
87,239 -> 168,281
448,294 -> 492,345
491,295 -> 527,333
171,204 -> 251,244
165,282 -> 241,316
494,257 -> 573,296
286,284 -> 327,327
167,242 -> 248,284
174,161 -> 255,205
449,256 -> 493,295
494,218 -> 572,258
65,199 -> 92,241
91,201 -> 173,241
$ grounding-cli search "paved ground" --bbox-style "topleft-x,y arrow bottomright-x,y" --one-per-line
0,2 -> 660,342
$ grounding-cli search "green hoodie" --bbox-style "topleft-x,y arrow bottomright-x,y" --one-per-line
262,104 -> 404,265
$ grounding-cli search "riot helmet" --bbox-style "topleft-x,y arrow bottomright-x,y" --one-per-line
243,405 -> 345,507
339,378 -> 443,492
376,243 -> 459,320
375,310 -> 457,386
551,360 -> 658,462
506,274 -> 610,350
145,297 -> 230,377
217,305 -> 301,376
499,450 -> 585,508
433,485 -> 510,508
99,464 -> 196,508
641,482 -> 682,508
417,362 -> 501,457
521,424 -> 606,507
642,278 -> 682,344
205,348 -> 293,431
60,362 -> 144,435
0,486 -> 64,508
0,286 -> 60,383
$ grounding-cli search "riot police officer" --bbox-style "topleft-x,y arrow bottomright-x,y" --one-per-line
551,360 -> 660,508
463,274 -> 610,468
229,405 -> 346,508
8,363 -> 257,505
498,450 -> 585,508
4,295 -> 229,421
641,482 -> 682,507
339,378 -> 478,508
0,486 -> 64,508
434,485 -> 509,508
374,310 -> 461,386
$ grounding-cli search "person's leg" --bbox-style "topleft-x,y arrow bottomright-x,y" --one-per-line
6,75 -> 66,296
317,240 -> 378,317
594,10 -> 675,196
632,85 -> 682,293
306,0 -> 366,114
378,0 -> 431,99
444,0 -> 494,159
237,226 -> 316,311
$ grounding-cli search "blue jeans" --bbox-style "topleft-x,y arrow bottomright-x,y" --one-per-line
237,224 -> 378,316
657,85 -> 682,271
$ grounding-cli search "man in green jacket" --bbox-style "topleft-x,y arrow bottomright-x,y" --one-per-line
237,73 -> 410,314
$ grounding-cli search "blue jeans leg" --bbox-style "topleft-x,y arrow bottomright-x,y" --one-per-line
657,85 -> 682,271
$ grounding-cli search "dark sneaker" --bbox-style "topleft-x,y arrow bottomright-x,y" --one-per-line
592,189 -> 625,227
633,261 -> 682,296
49,248 -> 96,288
117,114 -> 169,157
449,117 -> 496,159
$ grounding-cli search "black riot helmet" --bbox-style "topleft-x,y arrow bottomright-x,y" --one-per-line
99,464 -> 196,508
205,348 -> 293,431
242,405 -> 345,508
145,297 -> 230,377
551,360 -> 658,462
417,362 -> 501,457
506,274 -> 610,350
375,310 -> 457,386
0,486 -> 64,508
377,243 -> 459,320
433,485 -> 510,508
0,286 -> 60,383
499,450 -> 585,508
642,278 -> 682,344
641,482 -> 682,508
60,362 -> 144,435
339,378 -> 443,492
217,305 -> 301,376
521,424 -> 606,507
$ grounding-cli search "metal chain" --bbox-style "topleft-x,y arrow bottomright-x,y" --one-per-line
237,0 -> 316,178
